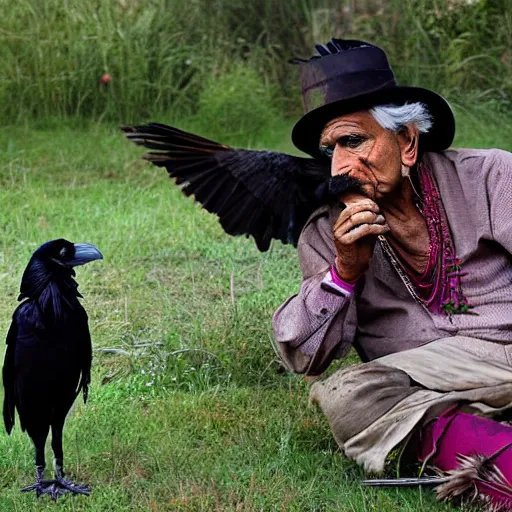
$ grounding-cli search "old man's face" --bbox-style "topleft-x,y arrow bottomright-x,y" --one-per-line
319,111 -> 412,201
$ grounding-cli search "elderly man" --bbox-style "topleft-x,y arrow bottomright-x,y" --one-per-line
273,39 -> 512,508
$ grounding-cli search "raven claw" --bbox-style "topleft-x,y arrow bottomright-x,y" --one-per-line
21,478 -> 90,500
56,476 -> 90,496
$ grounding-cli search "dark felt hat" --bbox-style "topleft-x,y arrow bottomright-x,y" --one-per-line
291,39 -> 455,159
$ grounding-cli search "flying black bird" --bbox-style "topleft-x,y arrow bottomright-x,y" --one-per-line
2,239 -> 103,500
122,123 -> 362,251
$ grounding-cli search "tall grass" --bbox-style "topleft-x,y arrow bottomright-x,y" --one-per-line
1,115 -> 507,510
1,0 -> 511,125
0,0 -> 309,123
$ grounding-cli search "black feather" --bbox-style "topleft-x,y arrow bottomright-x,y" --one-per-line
314,174 -> 364,204
2,239 -> 96,495
292,38 -> 372,63
122,123 -> 363,251
314,44 -> 331,56
2,321 -> 17,434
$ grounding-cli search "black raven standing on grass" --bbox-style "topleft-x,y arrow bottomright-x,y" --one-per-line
2,239 -> 103,500
122,123 -> 362,251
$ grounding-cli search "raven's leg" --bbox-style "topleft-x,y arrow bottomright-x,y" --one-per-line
20,429 -> 56,497
34,434 -> 46,481
48,416 -> 90,498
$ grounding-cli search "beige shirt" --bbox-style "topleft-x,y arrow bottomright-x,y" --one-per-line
272,149 -> 512,375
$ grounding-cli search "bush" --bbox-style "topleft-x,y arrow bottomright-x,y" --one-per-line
1,0 -> 511,125
195,63 -> 281,144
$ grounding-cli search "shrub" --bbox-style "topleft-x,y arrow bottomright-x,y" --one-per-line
1,0 -> 511,124
195,63 -> 281,143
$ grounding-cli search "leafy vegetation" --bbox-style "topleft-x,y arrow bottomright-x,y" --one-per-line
1,0 -> 511,123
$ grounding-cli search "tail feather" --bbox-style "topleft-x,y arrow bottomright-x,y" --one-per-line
2,341 -> 15,435
3,391 -> 15,435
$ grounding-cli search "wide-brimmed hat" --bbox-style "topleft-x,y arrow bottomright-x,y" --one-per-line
291,39 -> 455,159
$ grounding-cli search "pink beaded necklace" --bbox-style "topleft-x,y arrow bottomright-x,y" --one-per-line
380,163 -> 473,316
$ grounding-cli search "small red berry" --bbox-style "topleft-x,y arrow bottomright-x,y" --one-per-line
100,73 -> 112,85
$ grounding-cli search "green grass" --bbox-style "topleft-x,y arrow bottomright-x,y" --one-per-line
1,0 -> 512,124
0,110 -> 510,511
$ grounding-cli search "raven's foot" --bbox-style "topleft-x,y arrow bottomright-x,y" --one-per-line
21,478 -> 90,500
54,476 -> 90,497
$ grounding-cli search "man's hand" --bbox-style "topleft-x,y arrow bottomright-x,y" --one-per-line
333,194 -> 389,282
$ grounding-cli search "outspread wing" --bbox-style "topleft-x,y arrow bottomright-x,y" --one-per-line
2,314 -> 18,434
122,123 -> 332,251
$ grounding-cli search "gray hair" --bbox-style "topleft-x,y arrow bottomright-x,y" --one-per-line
369,102 -> 433,134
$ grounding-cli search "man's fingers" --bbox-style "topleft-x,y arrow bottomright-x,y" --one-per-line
335,212 -> 385,235
334,200 -> 380,230
337,223 -> 390,244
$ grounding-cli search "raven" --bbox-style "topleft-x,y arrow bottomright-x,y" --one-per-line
2,239 -> 103,499
122,123 -> 362,251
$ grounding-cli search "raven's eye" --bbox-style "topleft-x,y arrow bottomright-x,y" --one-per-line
59,247 -> 70,259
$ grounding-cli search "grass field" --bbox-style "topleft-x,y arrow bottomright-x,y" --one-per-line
0,109 -> 511,511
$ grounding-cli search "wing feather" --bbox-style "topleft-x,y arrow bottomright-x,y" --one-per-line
76,310 -> 92,404
2,315 -> 18,434
122,122 -> 360,251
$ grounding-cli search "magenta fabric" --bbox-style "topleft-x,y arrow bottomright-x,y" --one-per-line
419,409 -> 512,472
329,266 -> 357,294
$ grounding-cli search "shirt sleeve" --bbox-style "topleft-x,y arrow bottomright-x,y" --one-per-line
271,206 -> 358,375
487,150 -> 512,253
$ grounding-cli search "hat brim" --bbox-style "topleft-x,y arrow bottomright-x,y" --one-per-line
292,86 -> 455,159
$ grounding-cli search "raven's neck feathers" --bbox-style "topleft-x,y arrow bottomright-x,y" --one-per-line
18,257 -> 83,320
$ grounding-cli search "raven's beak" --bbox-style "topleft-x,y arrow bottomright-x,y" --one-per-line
70,243 -> 103,267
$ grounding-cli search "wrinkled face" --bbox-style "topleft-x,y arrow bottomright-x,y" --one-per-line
319,111 -> 404,200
